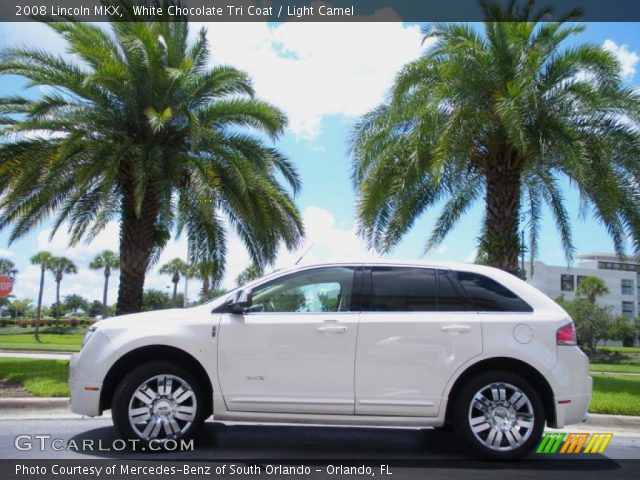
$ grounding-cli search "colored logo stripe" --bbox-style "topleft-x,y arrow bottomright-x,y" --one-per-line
537,432 -> 613,454
583,433 -> 613,454
559,433 -> 589,453
537,433 -> 566,453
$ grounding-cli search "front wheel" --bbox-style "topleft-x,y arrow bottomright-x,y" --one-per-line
112,361 -> 206,447
452,371 -> 545,459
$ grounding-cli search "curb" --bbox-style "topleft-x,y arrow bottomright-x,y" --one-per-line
0,397 -> 69,409
0,398 -> 639,427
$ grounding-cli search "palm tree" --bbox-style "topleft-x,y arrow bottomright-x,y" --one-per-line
236,263 -> 265,286
159,258 -> 189,306
30,251 -> 53,341
89,250 -> 120,317
191,260 -> 224,301
48,256 -> 78,320
576,276 -> 609,304
350,1 -> 640,271
0,257 -> 17,279
0,0 -> 303,315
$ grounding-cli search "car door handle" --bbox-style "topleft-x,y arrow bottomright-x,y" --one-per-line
317,325 -> 348,333
441,325 -> 471,334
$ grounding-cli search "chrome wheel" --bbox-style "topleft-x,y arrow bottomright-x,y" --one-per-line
468,382 -> 535,452
128,374 -> 197,441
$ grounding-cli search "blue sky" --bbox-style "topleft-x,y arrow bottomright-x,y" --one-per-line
0,21 -> 638,305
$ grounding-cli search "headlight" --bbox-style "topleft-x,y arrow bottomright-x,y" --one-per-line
81,326 -> 97,349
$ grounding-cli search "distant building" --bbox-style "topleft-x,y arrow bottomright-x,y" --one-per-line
525,253 -> 639,318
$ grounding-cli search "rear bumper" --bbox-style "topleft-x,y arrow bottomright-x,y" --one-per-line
548,346 -> 592,428
553,376 -> 592,427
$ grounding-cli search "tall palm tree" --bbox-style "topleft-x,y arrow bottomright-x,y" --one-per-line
159,258 -> 189,306
191,260 -> 224,301
48,256 -> 78,320
30,251 -> 53,341
351,1 -> 640,271
0,0 -> 303,315
89,250 -> 120,316
0,257 -> 17,279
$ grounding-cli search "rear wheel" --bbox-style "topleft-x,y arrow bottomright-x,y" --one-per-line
452,371 -> 545,459
112,361 -> 206,447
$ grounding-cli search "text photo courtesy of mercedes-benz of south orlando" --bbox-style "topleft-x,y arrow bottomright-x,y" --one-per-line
0,1 -> 639,479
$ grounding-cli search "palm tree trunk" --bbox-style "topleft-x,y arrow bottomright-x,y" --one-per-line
102,272 -> 109,317
55,278 -> 61,321
173,281 -> 178,304
202,276 -> 210,301
484,165 -> 521,272
116,165 -> 158,316
35,265 -> 45,343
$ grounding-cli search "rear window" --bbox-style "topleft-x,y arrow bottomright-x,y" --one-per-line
454,271 -> 533,312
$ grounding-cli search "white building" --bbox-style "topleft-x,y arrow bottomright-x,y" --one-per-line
525,253 -> 639,318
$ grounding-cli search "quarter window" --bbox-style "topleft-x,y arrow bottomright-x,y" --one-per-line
248,267 -> 355,313
622,279 -> 634,295
454,271 -> 533,312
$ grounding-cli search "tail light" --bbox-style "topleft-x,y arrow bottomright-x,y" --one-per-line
556,322 -> 577,346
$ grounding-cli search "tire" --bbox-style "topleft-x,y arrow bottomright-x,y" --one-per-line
112,360 -> 206,447
452,370 -> 545,460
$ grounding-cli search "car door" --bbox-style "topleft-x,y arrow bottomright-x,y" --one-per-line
355,266 -> 483,417
217,265 -> 359,415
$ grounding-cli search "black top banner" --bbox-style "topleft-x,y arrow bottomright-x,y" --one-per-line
2,0 -> 640,22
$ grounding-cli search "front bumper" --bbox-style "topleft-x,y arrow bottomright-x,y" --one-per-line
68,352 -> 102,417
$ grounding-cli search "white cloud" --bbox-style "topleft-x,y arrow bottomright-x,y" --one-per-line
464,249 -> 477,263
197,22 -> 425,138
0,249 -> 15,258
434,245 -> 448,255
603,39 -> 639,80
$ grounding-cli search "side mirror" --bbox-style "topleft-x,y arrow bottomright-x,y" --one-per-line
228,289 -> 252,314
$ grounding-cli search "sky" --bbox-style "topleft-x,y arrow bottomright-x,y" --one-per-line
0,21 -> 638,306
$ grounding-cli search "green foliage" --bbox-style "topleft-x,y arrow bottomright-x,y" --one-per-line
87,300 -> 104,318
608,316 -> 637,347
557,296 -> 614,350
141,289 -> 184,311
89,250 -> 120,273
350,1 -> 640,270
6,298 -> 34,317
63,294 -> 89,314
0,1 -> 303,314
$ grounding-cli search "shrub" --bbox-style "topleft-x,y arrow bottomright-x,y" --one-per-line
69,317 -> 79,327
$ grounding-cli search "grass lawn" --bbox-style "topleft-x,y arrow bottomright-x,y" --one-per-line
590,363 -> 640,374
0,358 -> 69,397
0,334 -> 82,352
590,374 -> 640,416
597,346 -> 640,354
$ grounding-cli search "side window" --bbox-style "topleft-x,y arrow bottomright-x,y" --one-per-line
369,267 -> 437,311
248,266 -> 355,313
437,270 -> 470,311
454,271 -> 532,312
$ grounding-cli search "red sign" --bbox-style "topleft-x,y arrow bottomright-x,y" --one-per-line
0,275 -> 13,298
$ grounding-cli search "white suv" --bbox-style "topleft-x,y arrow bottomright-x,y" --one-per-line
69,261 -> 591,459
